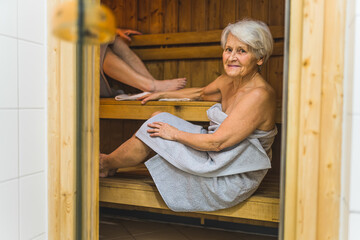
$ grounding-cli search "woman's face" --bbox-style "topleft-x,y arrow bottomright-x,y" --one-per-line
222,33 -> 263,78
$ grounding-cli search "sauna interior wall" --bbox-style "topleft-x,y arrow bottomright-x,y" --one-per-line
100,0 -> 285,175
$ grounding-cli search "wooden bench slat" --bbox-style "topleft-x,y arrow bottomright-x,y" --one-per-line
130,26 -> 284,47
133,45 -> 222,61
100,100 -> 216,122
132,42 -> 283,61
131,30 -> 223,46
99,99 -> 282,123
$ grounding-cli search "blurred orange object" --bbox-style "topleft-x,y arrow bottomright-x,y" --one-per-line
52,1 -> 116,44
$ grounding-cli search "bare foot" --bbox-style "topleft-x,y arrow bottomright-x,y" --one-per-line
99,153 -> 117,178
153,78 -> 187,92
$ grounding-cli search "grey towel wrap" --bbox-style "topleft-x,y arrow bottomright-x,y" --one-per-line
135,103 -> 277,211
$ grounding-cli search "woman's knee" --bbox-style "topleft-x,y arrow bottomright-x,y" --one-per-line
102,48 -> 114,73
150,111 -> 163,118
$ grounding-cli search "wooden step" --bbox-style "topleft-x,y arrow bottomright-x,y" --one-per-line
99,165 -> 280,223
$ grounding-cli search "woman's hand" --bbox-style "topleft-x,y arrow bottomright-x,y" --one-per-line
138,92 -> 164,104
147,122 -> 179,141
116,28 -> 142,42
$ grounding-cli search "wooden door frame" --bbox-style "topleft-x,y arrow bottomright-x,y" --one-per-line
47,0 -> 347,239
47,0 -> 100,239
284,0 -> 346,239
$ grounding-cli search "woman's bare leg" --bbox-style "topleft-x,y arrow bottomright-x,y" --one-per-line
99,135 -> 152,177
103,37 -> 187,92
110,36 -> 155,80
103,49 -> 155,92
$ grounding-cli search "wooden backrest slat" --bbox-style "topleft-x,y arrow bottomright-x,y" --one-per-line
130,26 -> 284,47
131,30 -> 222,47
132,42 -> 284,61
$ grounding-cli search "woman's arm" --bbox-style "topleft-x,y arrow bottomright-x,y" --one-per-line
138,75 -> 223,104
147,87 -> 275,151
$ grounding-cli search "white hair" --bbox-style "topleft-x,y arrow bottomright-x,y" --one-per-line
221,19 -> 273,64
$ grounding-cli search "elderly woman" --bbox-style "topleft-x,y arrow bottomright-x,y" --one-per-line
100,19 -> 277,212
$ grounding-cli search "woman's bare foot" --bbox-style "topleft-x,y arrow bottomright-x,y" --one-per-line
99,153 -> 117,178
153,78 -> 187,92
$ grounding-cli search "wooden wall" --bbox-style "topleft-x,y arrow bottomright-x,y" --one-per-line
101,0 -> 284,100
100,0 -> 285,175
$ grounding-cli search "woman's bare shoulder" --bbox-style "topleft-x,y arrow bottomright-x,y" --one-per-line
249,76 -> 276,102
231,82 -> 276,125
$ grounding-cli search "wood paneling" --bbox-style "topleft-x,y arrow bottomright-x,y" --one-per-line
48,2 -> 77,236
102,0 -> 285,102
163,0 -> 179,80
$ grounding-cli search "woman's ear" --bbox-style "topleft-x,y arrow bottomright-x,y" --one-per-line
257,57 -> 264,66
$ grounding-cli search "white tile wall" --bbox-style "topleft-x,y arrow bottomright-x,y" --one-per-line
352,16 -> 360,115
0,35 -> 18,108
346,3 -> 360,239
0,110 -> 18,182
18,41 -> 45,109
349,213 -> 360,240
18,0 -> 45,44
349,115 -> 360,212
345,25 -> 354,116
0,0 -> 47,239
19,173 -> 46,240
0,0 -> 17,37
19,109 -> 45,176
0,179 -> 19,240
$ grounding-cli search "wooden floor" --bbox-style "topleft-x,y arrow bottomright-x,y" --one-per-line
99,214 -> 278,240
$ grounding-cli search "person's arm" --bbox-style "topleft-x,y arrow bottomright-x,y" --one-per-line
147,87 -> 274,151
138,75 -> 224,104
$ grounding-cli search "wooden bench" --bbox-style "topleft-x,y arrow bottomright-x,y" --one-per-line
99,29 -> 283,227
100,165 -> 280,224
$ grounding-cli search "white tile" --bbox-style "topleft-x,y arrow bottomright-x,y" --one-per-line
18,0 -> 45,44
19,109 -> 45,176
20,173 -> 46,240
18,41 -> 45,108
345,21 -> 355,115
0,110 -> 18,182
0,36 -> 18,108
349,212 -> 360,240
356,0 -> 360,16
347,0 -> 356,28
0,179 -> 19,240
31,233 -> 46,240
341,113 -> 352,204
352,16 -> 360,114
349,115 -> 360,212
0,0 -> 17,37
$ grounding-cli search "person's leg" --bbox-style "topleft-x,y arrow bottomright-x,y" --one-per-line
110,36 -> 155,80
102,37 -> 187,92
103,48 -> 155,92
99,134 -> 152,177
100,111 -> 163,177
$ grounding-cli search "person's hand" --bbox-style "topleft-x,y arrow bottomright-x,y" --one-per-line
147,122 -> 179,141
137,92 -> 164,104
116,28 -> 142,42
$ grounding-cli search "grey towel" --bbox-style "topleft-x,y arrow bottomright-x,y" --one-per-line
135,103 -> 277,211
99,43 -> 114,97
